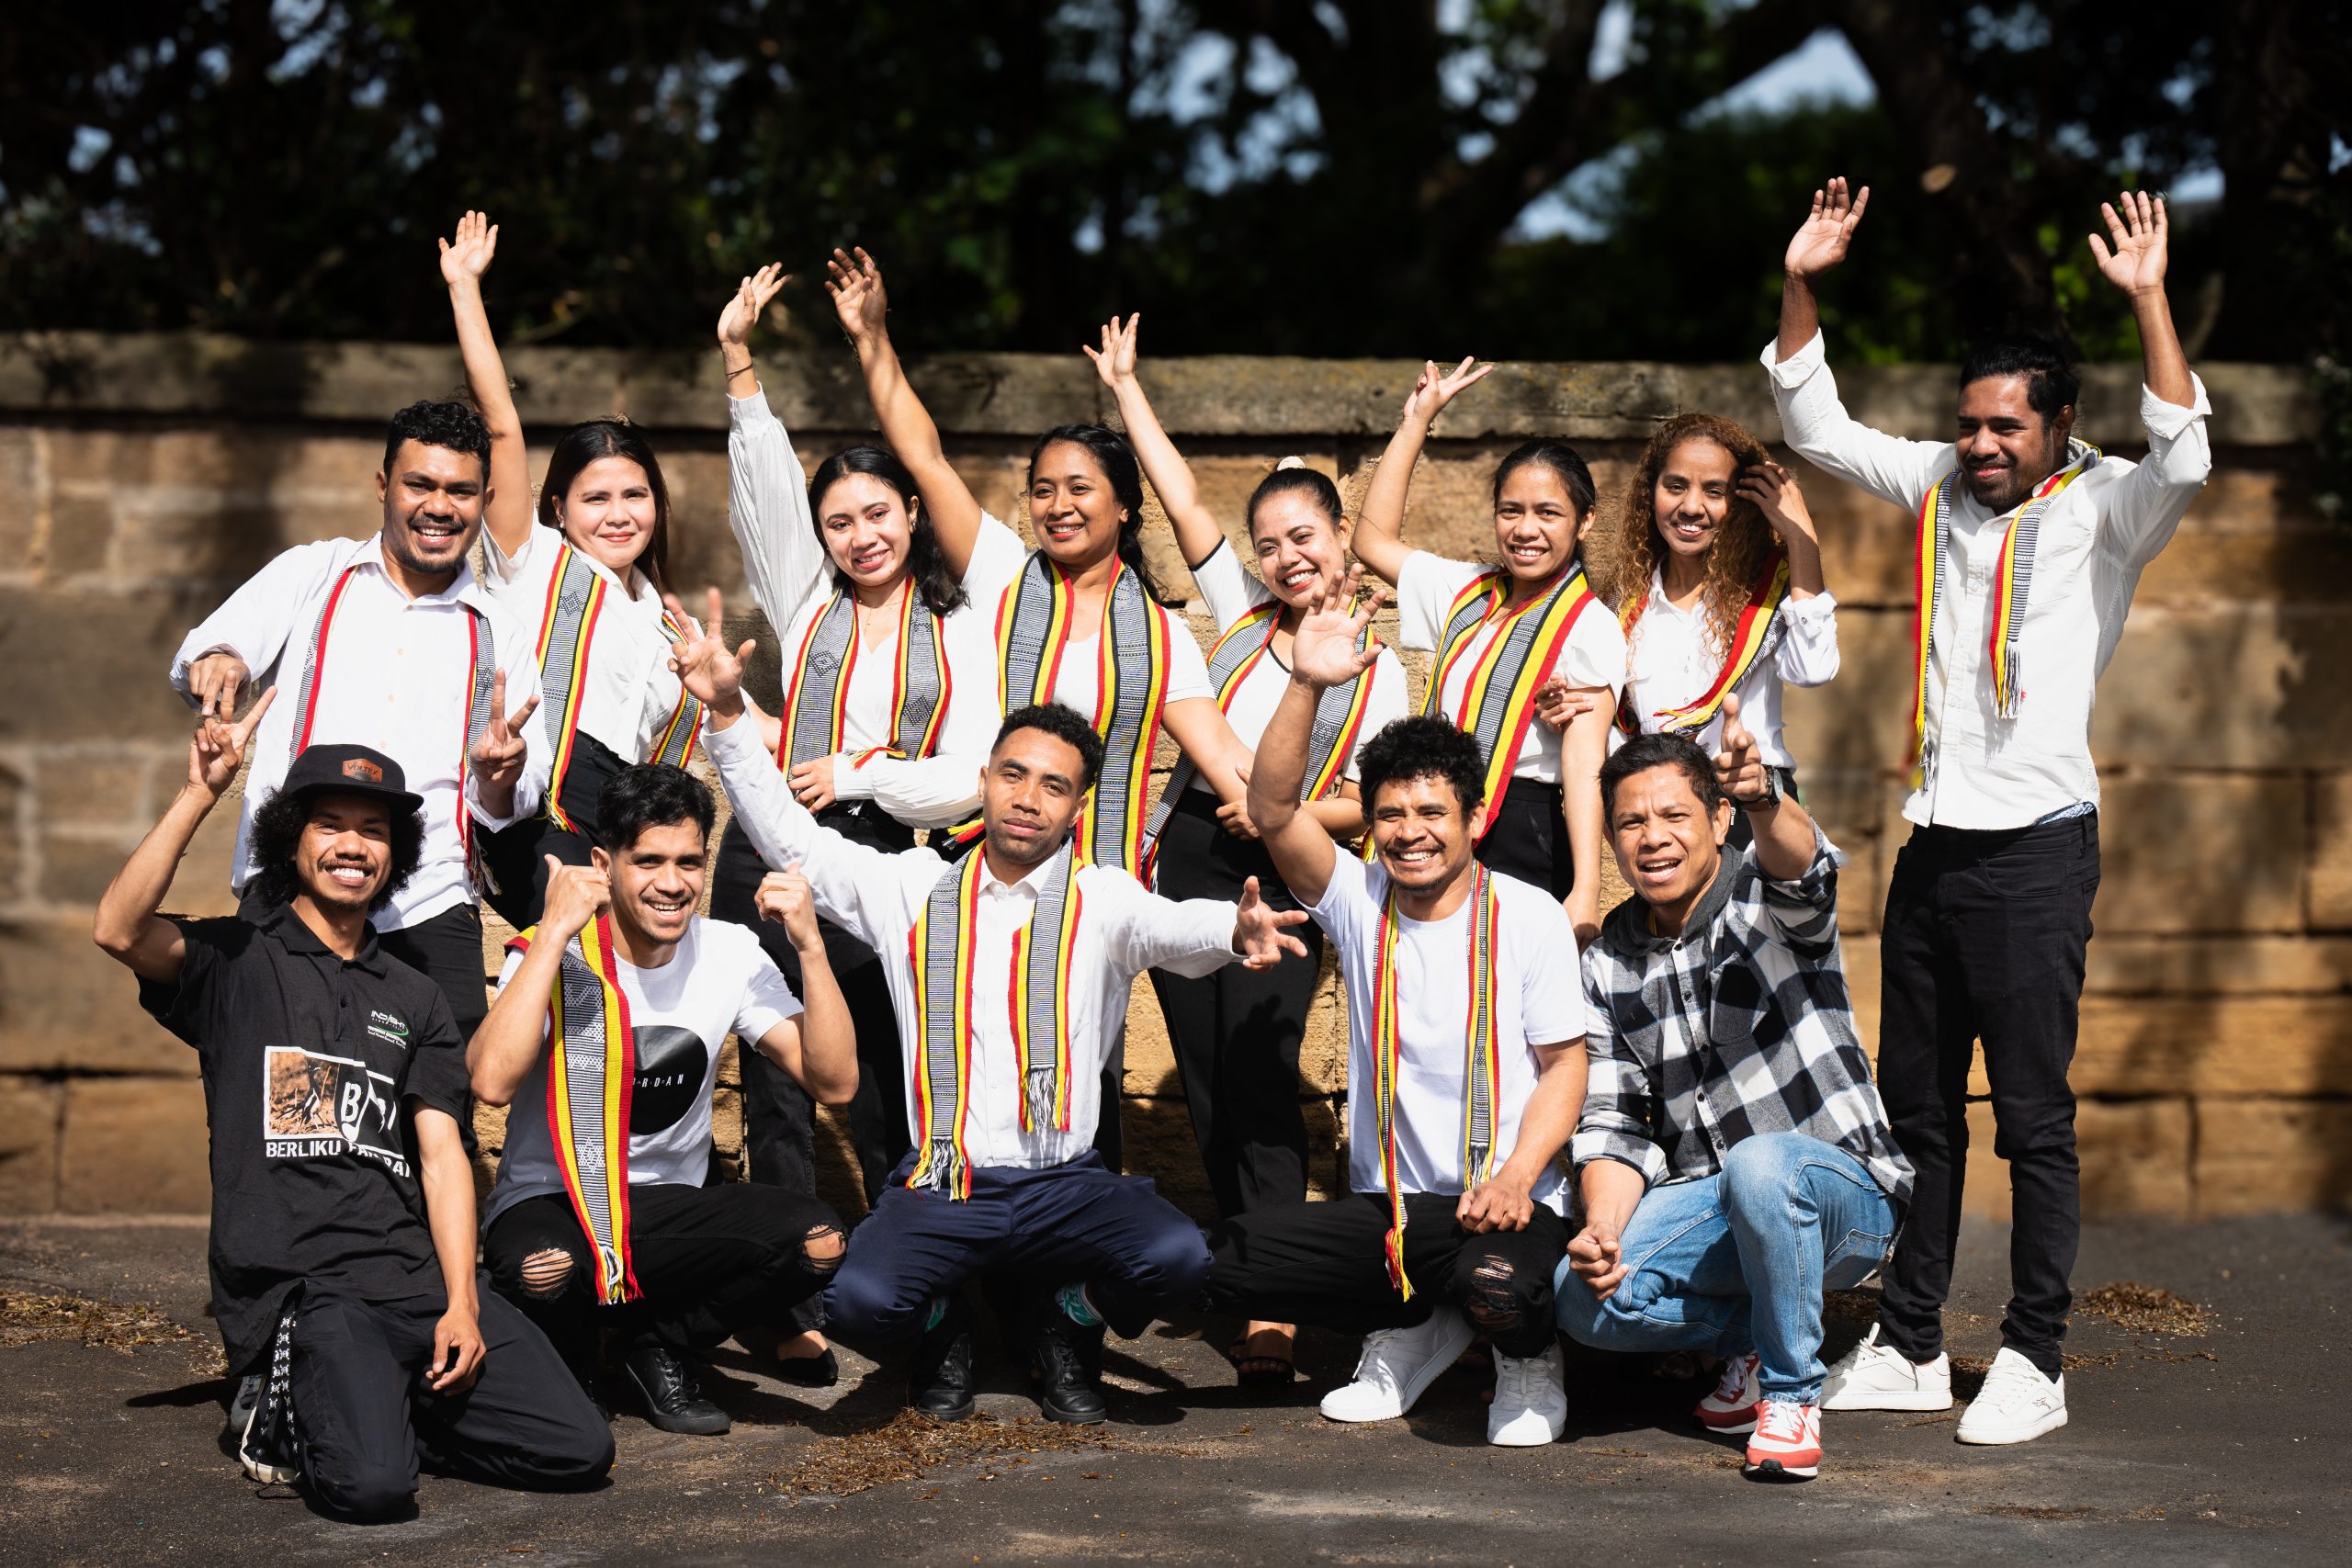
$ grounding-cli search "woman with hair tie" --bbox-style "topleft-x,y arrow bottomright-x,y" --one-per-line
1591,412 -> 1836,847
824,248 -> 1254,1174
1351,359 -> 1627,945
440,210 -> 706,929
1088,313 -> 1409,1385
705,260 -> 1006,1386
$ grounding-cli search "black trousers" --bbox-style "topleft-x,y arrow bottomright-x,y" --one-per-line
477,731 -> 626,931
482,1181 -> 844,1379
1204,1191 -> 1570,1359
1147,790 -> 1317,1219
1874,812 -> 2100,1380
1475,779 -> 1573,899
713,813 -> 913,1207
376,901 -> 492,1043
288,1282 -> 611,1523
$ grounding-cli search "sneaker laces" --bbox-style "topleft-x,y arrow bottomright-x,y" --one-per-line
1351,1326 -> 1408,1388
1976,1353 -> 2052,1407
1756,1400 -> 1807,1443
1711,1352 -> 1756,1403
1495,1354 -> 1533,1404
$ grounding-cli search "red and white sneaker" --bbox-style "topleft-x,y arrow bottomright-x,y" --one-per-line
1693,1351 -> 1762,1433
1744,1400 -> 1822,1482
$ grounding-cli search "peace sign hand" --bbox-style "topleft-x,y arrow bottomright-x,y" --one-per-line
2089,190 -> 2168,298
1712,693 -> 1768,806
469,670 -> 541,795
187,686 -> 277,799
1081,313 -> 1141,390
825,247 -> 888,344
664,587 -> 757,715
718,262 -> 790,348
1784,176 -> 1870,281
1400,355 -> 1495,430
438,209 -> 498,289
187,652 -> 253,719
1289,564 -> 1383,691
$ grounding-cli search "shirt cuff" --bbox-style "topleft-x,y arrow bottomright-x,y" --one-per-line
1781,589 -> 1837,623
831,754 -> 876,801
1763,822 -> 1846,893
1567,1133 -> 1666,1188
729,389 -> 776,424
1759,330 -> 1826,389
703,707 -> 772,770
2140,371 -> 2211,440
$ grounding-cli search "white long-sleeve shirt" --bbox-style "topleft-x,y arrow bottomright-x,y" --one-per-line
1615,567 -> 1841,769
170,534 -> 550,931
1762,332 -> 2212,829
727,391 -> 999,829
706,711 -> 1240,1168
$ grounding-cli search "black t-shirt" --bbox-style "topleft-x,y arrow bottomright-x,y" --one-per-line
140,903 -> 470,1372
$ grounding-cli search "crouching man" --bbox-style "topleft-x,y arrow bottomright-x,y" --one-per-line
1556,699 -> 1913,1482
470,763 -> 857,1436
94,704 -> 610,1521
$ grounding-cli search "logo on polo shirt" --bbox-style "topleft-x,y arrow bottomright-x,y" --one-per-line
342,758 -> 384,784
368,1010 -> 409,1048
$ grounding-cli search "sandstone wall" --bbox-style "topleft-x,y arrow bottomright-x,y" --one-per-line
1,332 -> 2341,1223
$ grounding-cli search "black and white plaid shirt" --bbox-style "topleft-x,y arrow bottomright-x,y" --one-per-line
1574,829 -> 1913,1212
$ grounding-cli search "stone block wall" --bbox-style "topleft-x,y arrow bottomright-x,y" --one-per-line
1,332 -> 2342,1222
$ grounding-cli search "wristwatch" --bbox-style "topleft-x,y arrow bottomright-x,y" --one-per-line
1736,770 -> 1782,811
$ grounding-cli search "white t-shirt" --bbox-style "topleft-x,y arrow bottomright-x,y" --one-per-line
1182,544 -> 1410,796
1312,853 -> 1585,1212
481,525 -> 693,766
483,918 -> 802,1226
965,513 -> 1216,713
1396,550 -> 1628,784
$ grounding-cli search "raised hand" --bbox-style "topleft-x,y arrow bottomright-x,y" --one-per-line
1399,355 -> 1494,430
718,262 -> 789,348
540,854 -> 611,941
753,866 -> 824,952
2089,190 -> 2168,298
1289,565 -> 1384,690
1736,459 -> 1815,545
1784,176 -> 1870,280
187,686 -> 277,798
1535,677 -> 1600,734
663,587 -> 755,713
1713,692 -> 1768,805
1231,874 -> 1312,970
468,670 -> 541,794
187,652 -> 253,719
438,209 -> 499,289
825,246 -> 888,343
1080,312 -> 1141,390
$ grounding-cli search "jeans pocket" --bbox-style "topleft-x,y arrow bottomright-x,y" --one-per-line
1825,1227 -> 1894,1289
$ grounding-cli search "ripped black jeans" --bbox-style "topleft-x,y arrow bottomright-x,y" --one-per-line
1203,1191 -> 1569,1358
484,1183 -> 843,1382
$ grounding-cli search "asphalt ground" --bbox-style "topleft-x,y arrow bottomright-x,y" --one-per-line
2,1213 -> 2344,1566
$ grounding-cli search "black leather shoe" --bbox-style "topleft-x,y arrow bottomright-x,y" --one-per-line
775,1348 -> 840,1389
623,1345 -> 730,1436
909,1296 -> 976,1421
1034,1308 -> 1107,1426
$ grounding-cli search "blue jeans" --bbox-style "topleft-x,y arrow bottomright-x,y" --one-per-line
1554,1133 -> 1897,1404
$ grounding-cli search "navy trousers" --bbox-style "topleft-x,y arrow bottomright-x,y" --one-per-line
823,1152 -> 1211,1343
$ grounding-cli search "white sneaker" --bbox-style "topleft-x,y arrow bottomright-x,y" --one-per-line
1319,1307 -> 1475,1424
1955,1347 -> 2067,1445
1821,1324 -> 1952,1412
1694,1350 -> 1763,1433
1486,1341 -> 1566,1447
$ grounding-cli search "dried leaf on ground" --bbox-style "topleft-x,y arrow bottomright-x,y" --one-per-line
772,1411 -> 1135,1498
2075,1282 -> 2215,1337
0,1288 -> 192,1354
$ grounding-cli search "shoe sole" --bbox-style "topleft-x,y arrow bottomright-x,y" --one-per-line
1486,1414 -> 1566,1447
1697,1407 -> 1759,1435
238,1399 -> 296,1483
1956,1407 -> 2067,1446
1744,1457 -> 1819,1482
626,1369 -> 731,1436
910,1398 -> 975,1422
1822,1388 -> 1953,1412
1321,1317 -> 1478,1425
1039,1395 -> 1107,1427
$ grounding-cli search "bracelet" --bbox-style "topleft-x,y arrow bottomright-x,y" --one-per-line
725,363 -> 754,380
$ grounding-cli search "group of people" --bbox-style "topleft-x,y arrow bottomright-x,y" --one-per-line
91,178 -> 2211,1517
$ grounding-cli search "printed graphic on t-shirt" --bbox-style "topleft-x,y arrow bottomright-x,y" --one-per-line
629,1025 -> 707,1135
263,1046 -> 410,1175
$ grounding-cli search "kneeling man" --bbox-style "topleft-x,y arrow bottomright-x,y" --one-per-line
675,592 -> 1307,1424
471,763 -> 856,1437
94,705 -> 610,1520
1557,699 -> 1912,1482
1202,578 -> 1587,1447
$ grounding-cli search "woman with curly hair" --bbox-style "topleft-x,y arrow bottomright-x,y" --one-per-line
1594,412 -> 1837,843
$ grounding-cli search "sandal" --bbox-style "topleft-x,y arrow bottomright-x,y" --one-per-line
1227,1324 -> 1297,1386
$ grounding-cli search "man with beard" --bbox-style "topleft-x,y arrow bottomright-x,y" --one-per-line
1766,180 -> 2211,1444
1200,570 -> 1589,1449
673,590 -> 1310,1426
95,713 -> 611,1521
469,763 -> 856,1436
170,400 -> 548,1050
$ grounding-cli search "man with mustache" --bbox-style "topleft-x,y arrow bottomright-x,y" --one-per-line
673,590 -> 1310,1426
170,399 -> 549,1055
1765,179 -> 2212,1444
94,714 -> 610,1520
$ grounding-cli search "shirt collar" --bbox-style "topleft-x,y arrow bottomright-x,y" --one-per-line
1600,846 -> 1745,958
254,898 -> 390,975
978,841 -> 1071,898
357,532 -> 492,612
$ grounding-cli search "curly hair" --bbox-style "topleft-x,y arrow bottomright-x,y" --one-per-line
996,702 -> 1105,792
1355,715 -> 1486,818
382,399 -> 491,480
1595,412 -> 1781,659
245,786 -> 425,914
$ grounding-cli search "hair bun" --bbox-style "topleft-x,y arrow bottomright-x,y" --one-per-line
1274,455 -> 1307,470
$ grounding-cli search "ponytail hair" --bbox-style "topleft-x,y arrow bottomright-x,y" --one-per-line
1246,457 -> 1344,538
537,418 -> 673,594
1028,423 -> 1163,602
807,444 -> 968,618
1491,438 -> 1597,522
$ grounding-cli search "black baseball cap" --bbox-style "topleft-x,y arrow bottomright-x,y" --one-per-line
280,744 -> 425,815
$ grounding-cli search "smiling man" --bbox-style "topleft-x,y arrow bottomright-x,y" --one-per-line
169,400 -> 550,1053
1557,707 -> 1911,1483
1767,180 -> 2212,1444
94,715 -> 610,1521
675,591 -> 1309,1426
1199,575 -> 1588,1449
469,763 -> 856,1437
